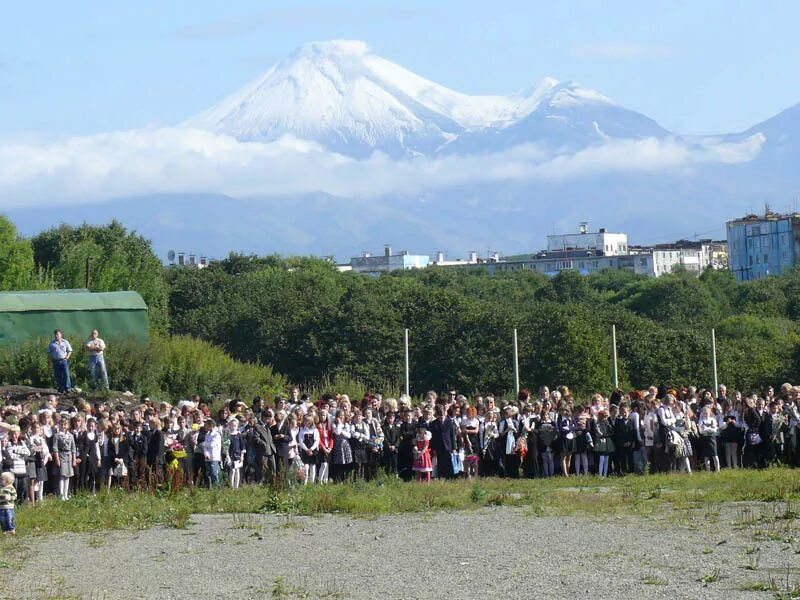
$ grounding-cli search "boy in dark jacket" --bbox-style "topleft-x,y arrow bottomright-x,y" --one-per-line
611,404 -> 634,475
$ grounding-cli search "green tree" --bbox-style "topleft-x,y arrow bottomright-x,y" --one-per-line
0,215 -> 39,290
32,221 -> 168,331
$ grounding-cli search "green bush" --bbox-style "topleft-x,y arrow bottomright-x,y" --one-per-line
0,334 -> 288,401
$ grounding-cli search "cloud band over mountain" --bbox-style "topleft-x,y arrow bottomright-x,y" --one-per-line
0,127 -> 764,207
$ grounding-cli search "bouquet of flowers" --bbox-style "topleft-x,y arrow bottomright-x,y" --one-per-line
167,440 -> 187,470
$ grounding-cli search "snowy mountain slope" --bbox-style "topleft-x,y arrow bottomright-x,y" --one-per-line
441,80 -> 668,154
185,40 -> 671,158
185,40 -> 517,158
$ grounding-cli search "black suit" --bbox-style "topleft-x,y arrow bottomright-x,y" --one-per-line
430,417 -> 458,479
247,422 -> 276,483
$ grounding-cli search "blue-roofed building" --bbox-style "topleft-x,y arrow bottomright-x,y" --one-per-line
726,212 -> 800,281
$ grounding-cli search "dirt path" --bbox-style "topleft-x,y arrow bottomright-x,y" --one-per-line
4,504 -> 799,599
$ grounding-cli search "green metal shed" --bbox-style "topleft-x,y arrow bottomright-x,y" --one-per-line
0,290 -> 148,346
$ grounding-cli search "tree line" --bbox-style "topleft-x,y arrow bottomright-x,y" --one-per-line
2,215 -> 799,397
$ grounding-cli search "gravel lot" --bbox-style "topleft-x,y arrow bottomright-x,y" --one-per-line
5,504 -> 800,599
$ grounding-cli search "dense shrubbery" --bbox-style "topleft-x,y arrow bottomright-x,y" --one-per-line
6,215 -> 800,397
0,334 -> 287,400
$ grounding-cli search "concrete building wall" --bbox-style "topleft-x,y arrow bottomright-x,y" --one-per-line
727,215 -> 799,281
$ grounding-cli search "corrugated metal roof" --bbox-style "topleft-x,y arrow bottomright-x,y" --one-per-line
0,290 -> 147,313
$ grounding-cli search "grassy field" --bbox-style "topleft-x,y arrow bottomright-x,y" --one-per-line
7,467 -> 800,539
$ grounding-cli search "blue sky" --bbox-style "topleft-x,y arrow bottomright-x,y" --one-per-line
2,0 -> 799,137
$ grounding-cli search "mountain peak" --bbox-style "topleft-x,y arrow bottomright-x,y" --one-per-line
293,39 -> 370,59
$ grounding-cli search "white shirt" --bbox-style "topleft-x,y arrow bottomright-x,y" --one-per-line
86,337 -> 106,356
202,429 -> 222,462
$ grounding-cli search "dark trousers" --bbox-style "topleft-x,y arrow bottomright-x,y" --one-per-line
255,454 -> 276,484
503,453 -> 521,478
383,451 -> 398,475
14,475 -> 26,503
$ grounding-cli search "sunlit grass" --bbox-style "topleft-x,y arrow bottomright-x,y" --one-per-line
8,467 -> 800,538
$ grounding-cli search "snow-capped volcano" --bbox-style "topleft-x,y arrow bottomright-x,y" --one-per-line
186,40 -> 667,157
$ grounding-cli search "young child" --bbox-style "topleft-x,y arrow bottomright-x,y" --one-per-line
226,419 -> 245,489
0,472 -> 16,534
412,426 -> 432,482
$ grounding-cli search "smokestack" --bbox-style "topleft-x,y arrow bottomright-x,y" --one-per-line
384,245 -> 392,257
436,251 -> 445,263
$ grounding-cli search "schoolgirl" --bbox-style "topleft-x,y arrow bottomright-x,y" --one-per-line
317,409 -> 334,484
697,406 -> 720,472
593,410 -> 614,478
412,425 -> 433,482
297,415 -> 320,484
227,418 -> 245,489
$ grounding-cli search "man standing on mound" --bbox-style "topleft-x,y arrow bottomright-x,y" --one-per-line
46,329 -> 72,394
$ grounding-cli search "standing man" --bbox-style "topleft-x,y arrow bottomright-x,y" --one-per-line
46,330 -> 72,393
85,330 -> 109,390
429,405 -> 458,480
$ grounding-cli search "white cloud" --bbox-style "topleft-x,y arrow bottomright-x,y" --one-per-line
0,127 -> 764,208
572,42 -> 673,60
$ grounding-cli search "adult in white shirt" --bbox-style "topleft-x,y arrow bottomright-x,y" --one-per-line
85,330 -> 109,390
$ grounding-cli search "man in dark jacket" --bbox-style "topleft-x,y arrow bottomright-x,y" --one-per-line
429,405 -> 458,479
246,411 -> 276,484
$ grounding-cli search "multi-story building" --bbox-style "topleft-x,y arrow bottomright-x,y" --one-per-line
345,245 -> 430,275
344,225 -> 728,278
546,224 -> 629,255
727,212 -> 800,281
483,226 -> 723,277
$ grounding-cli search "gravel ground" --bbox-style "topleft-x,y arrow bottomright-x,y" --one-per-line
4,504 -> 800,599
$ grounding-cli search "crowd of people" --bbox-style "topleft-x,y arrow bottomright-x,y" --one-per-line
0,379 -> 797,529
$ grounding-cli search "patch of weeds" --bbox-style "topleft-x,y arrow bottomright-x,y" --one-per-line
743,550 -> 761,571
470,483 -> 487,504
260,488 -> 298,516
271,575 -> 345,599
698,568 -> 721,584
164,505 -> 192,529
641,571 -> 668,586
486,492 -> 509,506
646,485 -> 663,500
231,513 -> 262,531
736,580 -> 773,592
